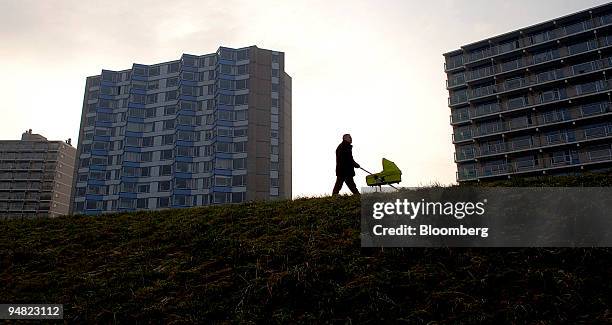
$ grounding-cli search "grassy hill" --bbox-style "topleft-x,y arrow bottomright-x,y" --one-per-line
1,174 -> 612,323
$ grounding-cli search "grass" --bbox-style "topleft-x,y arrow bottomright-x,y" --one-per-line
1,174 -> 612,323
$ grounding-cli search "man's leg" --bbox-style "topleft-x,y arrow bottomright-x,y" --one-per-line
332,176 -> 344,195
345,177 -> 360,195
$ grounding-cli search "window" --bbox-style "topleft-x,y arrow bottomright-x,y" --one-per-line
165,105 -> 177,115
101,71 -> 116,82
529,30 -> 550,45
162,134 -> 174,145
133,66 -> 146,76
146,94 -> 158,104
237,49 -> 249,60
92,141 -> 110,150
158,197 -> 170,207
504,77 -> 524,90
181,101 -> 196,111
217,142 -> 232,153
215,158 -> 232,169
141,152 -> 153,162
131,94 -> 146,104
175,179 -> 194,189
232,175 -> 246,186
236,79 -> 248,90
218,128 -> 232,137
128,108 -> 146,118
220,48 -> 234,60
177,130 -> 198,141
168,62 -> 180,73
121,182 -> 137,193
149,66 -> 160,76
234,128 -> 247,137
498,39 -> 519,53
235,110 -> 247,121
166,77 -> 179,88
233,158 -> 246,169
501,57 -> 521,71
176,146 -> 196,157
138,184 -> 150,193
219,79 -> 233,90
532,49 -> 559,64
507,95 -> 528,109
125,151 -> 139,162
158,135 -> 173,146
536,69 -> 559,83
235,141 -> 247,152
568,40 -> 596,55
161,149 -> 174,160
136,198 -> 148,209
97,113 -> 114,122
146,107 -> 157,117
176,162 -> 192,173
572,61 -> 596,75
218,110 -> 233,121
272,69 -> 279,77
577,81 -> 603,94
181,86 -> 196,96
271,162 -> 279,171
219,64 -> 233,75
100,86 -> 116,96
539,89 -> 562,103
166,90 -> 178,101
94,128 -> 111,136
215,176 -> 231,186
86,200 -> 103,210
235,93 -> 247,105
564,20 -> 587,35
163,119 -> 175,130
182,56 -> 196,67
160,164 -> 173,176
173,195 -> 192,206
218,94 -> 232,105
237,64 -> 248,75
181,71 -> 196,81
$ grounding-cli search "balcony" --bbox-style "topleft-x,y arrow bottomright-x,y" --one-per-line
454,111 -> 612,159
449,55 -> 612,113
457,147 -> 612,182
460,16 -> 604,66
463,35 -> 611,85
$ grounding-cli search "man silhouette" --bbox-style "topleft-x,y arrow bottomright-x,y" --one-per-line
332,134 -> 360,195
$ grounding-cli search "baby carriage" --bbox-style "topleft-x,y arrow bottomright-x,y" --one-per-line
361,158 -> 402,190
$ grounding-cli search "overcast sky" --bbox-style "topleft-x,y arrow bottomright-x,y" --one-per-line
0,0 -> 609,196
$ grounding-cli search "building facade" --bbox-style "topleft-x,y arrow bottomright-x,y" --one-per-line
0,131 -> 76,218
71,46 -> 291,214
444,3 -> 612,182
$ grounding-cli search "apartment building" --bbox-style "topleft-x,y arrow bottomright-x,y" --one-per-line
444,3 -> 612,182
0,130 -> 76,218
71,46 -> 291,214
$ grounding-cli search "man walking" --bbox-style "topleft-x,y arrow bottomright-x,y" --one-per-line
332,134 -> 360,195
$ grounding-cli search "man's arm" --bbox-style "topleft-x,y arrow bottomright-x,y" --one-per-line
350,151 -> 360,168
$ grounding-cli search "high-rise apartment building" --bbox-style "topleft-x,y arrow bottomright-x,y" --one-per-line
71,46 -> 291,214
0,130 -> 76,218
444,3 -> 612,182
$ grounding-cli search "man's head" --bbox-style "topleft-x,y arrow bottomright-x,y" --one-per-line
342,134 -> 352,144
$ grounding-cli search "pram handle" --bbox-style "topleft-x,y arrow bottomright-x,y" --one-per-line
359,167 -> 374,175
